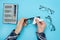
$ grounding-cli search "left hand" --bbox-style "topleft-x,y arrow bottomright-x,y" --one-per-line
15,18 -> 27,34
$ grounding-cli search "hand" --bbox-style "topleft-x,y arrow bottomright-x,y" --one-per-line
15,18 -> 27,34
35,19 -> 46,33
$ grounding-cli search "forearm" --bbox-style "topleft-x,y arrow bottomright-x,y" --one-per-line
37,27 -> 46,40
5,18 -> 26,40
5,29 -> 19,40
5,26 -> 23,40
15,25 -> 23,34
37,32 -> 46,40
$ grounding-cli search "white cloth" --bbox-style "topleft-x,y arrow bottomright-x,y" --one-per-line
33,17 -> 44,24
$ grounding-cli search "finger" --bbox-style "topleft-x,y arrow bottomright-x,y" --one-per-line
41,21 -> 45,24
23,21 -> 27,26
17,18 -> 25,26
41,21 -> 46,27
35,19 -> 40,23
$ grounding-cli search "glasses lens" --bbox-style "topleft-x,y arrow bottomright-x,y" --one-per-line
27,19 -> 33,24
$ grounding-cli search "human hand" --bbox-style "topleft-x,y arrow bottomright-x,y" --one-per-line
35,19 -> 46,33
15,18 -> 27,34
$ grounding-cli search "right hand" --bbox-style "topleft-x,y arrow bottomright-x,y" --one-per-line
35,19 -> 46,33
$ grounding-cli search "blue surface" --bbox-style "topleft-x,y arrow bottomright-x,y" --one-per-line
0,0 -> 60,40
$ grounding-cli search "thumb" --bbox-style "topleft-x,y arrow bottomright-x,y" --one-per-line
35,19 -> 40,24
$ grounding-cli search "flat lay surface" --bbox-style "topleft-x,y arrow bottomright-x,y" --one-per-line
0,0 -> 60,40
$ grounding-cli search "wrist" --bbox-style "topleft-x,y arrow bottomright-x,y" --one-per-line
14,27 -> 22,34
15,30 -> 19,34
37,27 -> 44,33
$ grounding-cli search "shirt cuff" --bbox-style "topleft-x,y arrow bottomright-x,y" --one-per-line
5,29 -> 20,40
36,32 -> 46,40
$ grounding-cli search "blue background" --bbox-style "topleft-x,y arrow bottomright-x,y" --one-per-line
0,0 -> 60,40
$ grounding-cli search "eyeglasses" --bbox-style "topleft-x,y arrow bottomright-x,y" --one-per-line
24,16 -> 40,25
45,15 -> 56,31
39,5 -> 55,14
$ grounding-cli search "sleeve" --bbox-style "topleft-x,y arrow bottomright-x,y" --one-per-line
5,29 -> 20,40
36,32 -> 46,40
